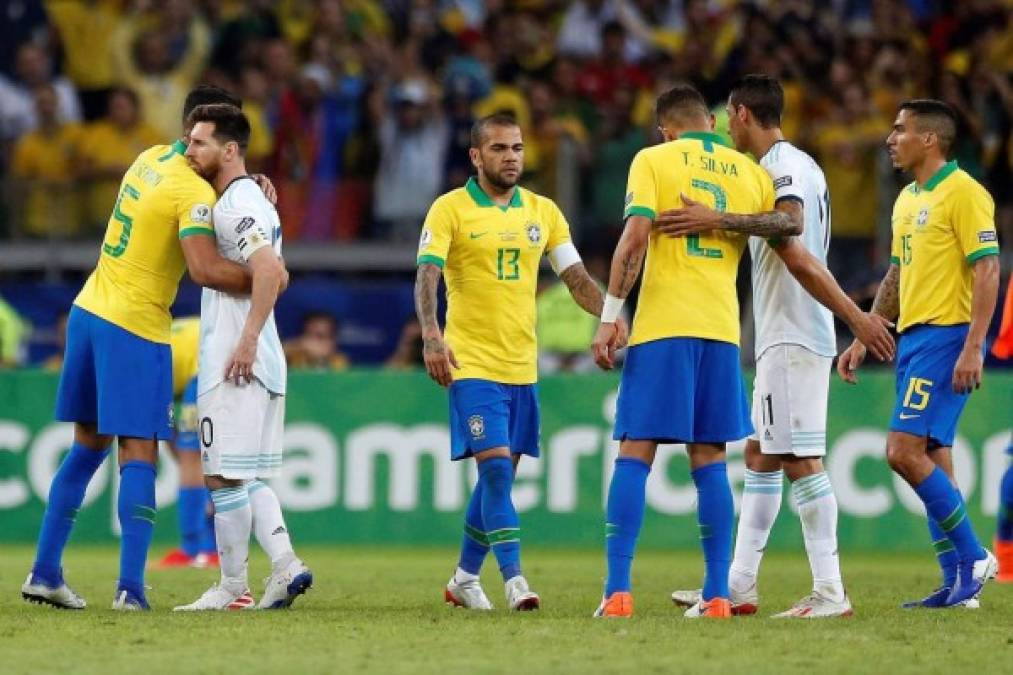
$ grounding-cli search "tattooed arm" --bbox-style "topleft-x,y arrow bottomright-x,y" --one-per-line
559,263 -> 604,316
414,262 -> 458,387
655,194 -> 803,239
837,263 -> 900,384
591,215 -> 650,369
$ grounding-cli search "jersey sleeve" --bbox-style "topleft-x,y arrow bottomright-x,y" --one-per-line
417,197 -> 454,268
952,182 -> 999,264
215,201 -> 273,262
545,199 -> 574,250
765,158 -> 805,205
623,150 -> 657,221
175,174 -> 217,239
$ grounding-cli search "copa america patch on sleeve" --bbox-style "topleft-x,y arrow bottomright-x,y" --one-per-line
774,175 -> 792,189
978,231 -> 997,243
190,204 -> 212,223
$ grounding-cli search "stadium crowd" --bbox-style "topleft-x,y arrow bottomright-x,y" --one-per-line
0,0 -> 1010,367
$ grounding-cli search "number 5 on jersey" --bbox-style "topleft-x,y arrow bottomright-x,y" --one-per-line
103,185 -> 141,258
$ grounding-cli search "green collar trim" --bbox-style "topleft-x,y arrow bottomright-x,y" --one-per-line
465,177 -> 523,210
158,139 -> 187,162
679,131 -> 730,148
920,160 -> 959,192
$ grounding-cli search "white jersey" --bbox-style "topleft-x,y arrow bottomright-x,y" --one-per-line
750,141 -> 836,359
198,177 -> 286,396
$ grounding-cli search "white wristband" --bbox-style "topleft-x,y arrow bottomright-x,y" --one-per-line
601,294 -> 624,323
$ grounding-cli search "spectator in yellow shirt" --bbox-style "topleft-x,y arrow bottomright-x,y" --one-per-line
284,312 -> 351,370
76,88 -> 161,230
9,84 -> 83,238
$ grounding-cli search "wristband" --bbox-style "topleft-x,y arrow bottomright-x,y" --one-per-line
601,294 -> 624,323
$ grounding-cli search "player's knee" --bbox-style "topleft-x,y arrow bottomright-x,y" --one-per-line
74,423 -> 112,451
782,456 -> 823,481
885,442 -> 917,476
117,438 -> 158,465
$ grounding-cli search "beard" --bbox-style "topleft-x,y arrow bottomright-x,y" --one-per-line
482,166 -> 519,191
187,158 -> 220,182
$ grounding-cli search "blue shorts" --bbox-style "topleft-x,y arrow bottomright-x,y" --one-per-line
174,376 -> 199,451
55,306 -> 173,440
891,323 -> 977,448
448,379 -> 540,461
614,337 -> 752,444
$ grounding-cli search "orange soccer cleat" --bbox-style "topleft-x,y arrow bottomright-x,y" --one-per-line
697,597 -> 732,618
594,591 -> 633,618
155,548 -> 195,569
995,539 -> 1013,583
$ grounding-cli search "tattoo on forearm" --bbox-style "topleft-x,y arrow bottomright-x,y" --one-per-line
718,210 -> 797,237
414,263 -> 442,339
871,265 -> 900,321
560,263 -> 604,316
616,249 -> 644,298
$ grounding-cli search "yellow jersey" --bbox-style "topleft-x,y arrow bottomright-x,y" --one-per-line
417,178 -> 573,384
890,161 -> 999,333
624,131 -> 775,347
169,317 -> 201,397
74,140 -> 217,344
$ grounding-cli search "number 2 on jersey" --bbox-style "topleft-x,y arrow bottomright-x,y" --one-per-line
686,179 -> 725,259
103,184 -> 141,258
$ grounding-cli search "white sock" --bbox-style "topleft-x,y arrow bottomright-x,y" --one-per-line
211,486 -> 251,591
248,480 -> 296,572
730,469 -> 783,592
793,472 -> 845,601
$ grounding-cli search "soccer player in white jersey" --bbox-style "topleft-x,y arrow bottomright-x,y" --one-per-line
661,75 -> 895,618
174,104 -> 312,611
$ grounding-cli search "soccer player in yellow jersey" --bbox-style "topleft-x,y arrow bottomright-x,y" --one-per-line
156,317 -> 218,569
22,86 -> 259,611
591,84 -> 797,619
839,99 -> 1001,608
416,114 -> 625,611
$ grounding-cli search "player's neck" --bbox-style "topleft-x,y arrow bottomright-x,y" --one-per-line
911,155 -> 947,187
477,174 -> 515,207
213,162 -> 248,195
750,128 -> 785,161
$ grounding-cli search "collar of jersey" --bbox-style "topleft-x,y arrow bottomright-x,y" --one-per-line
678,131 -> 730,148
465,177 -> 523,210
915,159 -> 959,193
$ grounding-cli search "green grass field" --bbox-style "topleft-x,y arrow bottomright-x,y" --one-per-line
1,544 -> 1010,674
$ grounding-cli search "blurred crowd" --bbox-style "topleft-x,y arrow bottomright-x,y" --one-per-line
0,1 -> 1010,368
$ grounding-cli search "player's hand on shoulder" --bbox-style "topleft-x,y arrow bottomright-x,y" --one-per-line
592,322 -> 619,371
251,174 -> 277,205
655,193 -> 720,237
422,330 -> 458,387
836,339 -> 867,385
951,345 -> 983,394
225,335 -> 258,385
851,312 -> 895,363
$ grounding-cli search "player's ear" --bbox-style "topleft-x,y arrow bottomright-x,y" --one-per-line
707,113 -> 716,131
468,147 -> 481,171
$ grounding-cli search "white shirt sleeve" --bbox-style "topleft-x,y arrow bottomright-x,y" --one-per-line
216,202 -> 273,262
766,158 -> 806,205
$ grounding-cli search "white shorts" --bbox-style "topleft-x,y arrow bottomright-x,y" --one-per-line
197,379 -> 285,479
749,344 -> 832,457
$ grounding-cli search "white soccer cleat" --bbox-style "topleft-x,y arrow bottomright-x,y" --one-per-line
671,584 -> 759,615
504,575 -> 540,611
173,584 -> 255,611
21,573 -> 86,610
771,591 -> 854,619
445,572 -> 493,610
258,558 -> 313,609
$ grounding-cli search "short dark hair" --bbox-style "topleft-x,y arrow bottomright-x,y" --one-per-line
470,113 -> 520,148
655,83 -> 709,127
186,103 -> 251,153
899,99 -> 957,155
729,74 -> 784,128
182,84 -> 241,125
108,87 -> 140,111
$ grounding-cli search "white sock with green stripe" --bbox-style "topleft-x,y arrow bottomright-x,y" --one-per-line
730,469 -> 783,593
211,486 -> 251,592
248,480 -> 297,573
793,472 -> 845,601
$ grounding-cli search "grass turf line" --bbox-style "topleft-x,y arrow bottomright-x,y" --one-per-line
0,545 -> 1010,674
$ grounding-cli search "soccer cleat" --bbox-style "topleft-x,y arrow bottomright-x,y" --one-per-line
771,591 -> 854,618
258,558 -> 313,609
995,539 -> 1013,583
191,552 -> 220,569
944,549 -> 998,607
671,586 -> 758,615
21,573 -> 86,610
154,548 -> 195,569
504,575 -> 540,611
593,592 -> 633,618
902,585 -> 979,609
683,597 -> 732,619
445,573 -> 493,610
111,587 -> 150,611
173,584 -> 255,611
